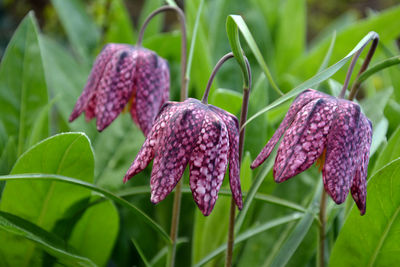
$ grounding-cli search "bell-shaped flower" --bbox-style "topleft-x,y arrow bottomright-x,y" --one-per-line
124,98 -> 243,216
69,43 -> 170,135
251,89 -> 372,215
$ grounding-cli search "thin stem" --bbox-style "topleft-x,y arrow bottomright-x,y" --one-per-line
318,189 -> 327,267
339,34 -> 379,99
225,59 -> 252,267
348,37 -> 379,101
201,53 -> 235,104
137,5 -> 188,99
138,5 -> 188,267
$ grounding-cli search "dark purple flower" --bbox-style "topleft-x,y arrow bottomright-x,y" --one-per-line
124,98 -> 243,216
251,89 -> 372,215
69,43 -> 170,135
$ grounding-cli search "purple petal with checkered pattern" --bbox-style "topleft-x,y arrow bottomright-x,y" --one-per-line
69,44 -> 170,133
131,48 -> 170,136
69,43 -> 131,123
322,100 -> 361,204
209,106 -> 242,209
350,114 -> 372,215
274,97 -> 338,182
95,48 -> 138,131
124,102 -> 177,182
124,98 -> 243,215
251,89 -> 330,169
189,112 -> 229,216
149,99 -> 206,204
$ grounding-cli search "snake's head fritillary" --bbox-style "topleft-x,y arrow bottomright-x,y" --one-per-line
251,89 -> 372,215
124,98 -> 243,216
69,43 -> 170,135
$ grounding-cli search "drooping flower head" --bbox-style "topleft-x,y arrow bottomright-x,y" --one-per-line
69,43 -> 170,135
124,98 -> 242,216
251,89 -> 372,215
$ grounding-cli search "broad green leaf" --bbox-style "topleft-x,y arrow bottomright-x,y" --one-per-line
373,126 -> 400,174
51,0 -> 100,62
244,31 -> 378,127
275,0 -> 305,75
0,211 -> 95,267
194,213 -> 303,267
0,173 -> 170,244
330,158 -> 400,267
369,117 -> 388,157
209,88 -> 242,115
0,12 -> 49,157
69,200 -> 119,266
102,0 -> 135,45
0,133 -> 94,266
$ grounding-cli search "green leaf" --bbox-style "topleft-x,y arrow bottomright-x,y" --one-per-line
0,12 -> 49,157
0,173 -> 171,244
316,32 -> 336,90
209,88 -> 242,115
244,31 -> 379,127
68,200 -> 119,267
226,15 -> 281,94
291,6 -> 400,82
0,211 -> 95,267
373,126 -> 400,174
357,56 -> 400,84
235,154 -> 274,234
194,213 -> 303,267
192,195 -> 230,266
131,236 -> 151,267
275,0 -> 305,75
138,0 -> 162,41
269,183 -> 321,267
102,0 -> 135,45
38,35 -> 96,136
0,133 -> 94,266
51,0 -> 100,62
240,152 -> 253,192
330,158 -> 400,267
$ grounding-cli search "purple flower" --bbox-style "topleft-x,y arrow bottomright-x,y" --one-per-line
69,43 -> 170,135
124,98 -> 243,216
251,89 -> 372,215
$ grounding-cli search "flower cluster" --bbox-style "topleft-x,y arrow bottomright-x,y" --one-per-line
251,89 -> 372,214
69,43 -> 169,135
124,98 -> 243,216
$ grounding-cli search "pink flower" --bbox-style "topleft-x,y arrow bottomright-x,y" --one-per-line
69,43 -> 169,135
251,89 -> 372,215
124,98 -> 243,216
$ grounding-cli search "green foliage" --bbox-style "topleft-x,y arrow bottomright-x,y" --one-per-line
0,0 -> 399,266
330,158 -> 400,266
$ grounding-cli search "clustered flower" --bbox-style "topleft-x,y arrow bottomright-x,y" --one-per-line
251,89 -> 372,214
69,43 -> 169,135
123,98 -> 243,216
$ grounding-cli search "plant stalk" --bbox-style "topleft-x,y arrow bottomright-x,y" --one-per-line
137,5 -> 188,267
339,34 -> 379,99
318,189 -> 327,267
225,59 -> 252,267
